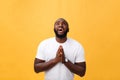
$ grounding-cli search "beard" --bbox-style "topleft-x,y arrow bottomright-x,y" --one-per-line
54,28 -> 69,39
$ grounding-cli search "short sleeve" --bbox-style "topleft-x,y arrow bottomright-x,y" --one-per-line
36,42 -> 45,60
75,45 -> 85,63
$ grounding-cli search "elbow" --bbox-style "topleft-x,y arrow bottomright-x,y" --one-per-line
78,69 -> 86,77
79,72 -> 85,77
34,65 -> 44,73
34,64 -> 44,73
34,67 -> 39,73
34,69 -> 39,73
34,65 -> 41,73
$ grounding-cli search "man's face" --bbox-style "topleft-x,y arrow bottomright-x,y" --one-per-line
54,18 -> 69,38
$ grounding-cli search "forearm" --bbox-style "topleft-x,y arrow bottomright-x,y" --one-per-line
64,61 -> 86,77
34,58 -> 58,73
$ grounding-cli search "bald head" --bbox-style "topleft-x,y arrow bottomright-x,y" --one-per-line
54,18 -> 69,28
54,18 -> 69,38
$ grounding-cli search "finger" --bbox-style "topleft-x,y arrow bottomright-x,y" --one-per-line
60,45 -> 62,47
57,53 -> 60,57
61,47 -> 64,53
58,46 -> 61,52
60,52 -> 62,55
58,46 -> 61,53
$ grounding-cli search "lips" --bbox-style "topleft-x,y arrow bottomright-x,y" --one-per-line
58,28 -> 64,34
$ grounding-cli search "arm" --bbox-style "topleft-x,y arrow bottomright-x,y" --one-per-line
61,46 -> 86,77
34,58 -> 59,73
64,61 -> 86,77
34,46 -> 62,73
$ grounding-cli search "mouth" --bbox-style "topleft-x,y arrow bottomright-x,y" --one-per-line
58,28 -> 64,33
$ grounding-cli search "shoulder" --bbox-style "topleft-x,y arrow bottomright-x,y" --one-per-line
68,38 -> 84,49
68,38 -> 82,46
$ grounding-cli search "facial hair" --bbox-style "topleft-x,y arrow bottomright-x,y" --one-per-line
54,28 -> 68,39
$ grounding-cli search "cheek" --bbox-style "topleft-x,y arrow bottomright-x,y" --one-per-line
54,27 -> 57,32
63,26 -> 68,30
54,25 -> 58,29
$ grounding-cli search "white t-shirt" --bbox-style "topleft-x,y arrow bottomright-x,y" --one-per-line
36,37 -> 85,80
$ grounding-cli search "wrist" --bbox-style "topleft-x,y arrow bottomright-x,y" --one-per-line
54,57 -> 60,63
65,58 -> 68,62
51,58 -> 58,64
63,58 -> 68,63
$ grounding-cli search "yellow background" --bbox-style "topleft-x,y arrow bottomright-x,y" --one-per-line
0,0 -> 120,80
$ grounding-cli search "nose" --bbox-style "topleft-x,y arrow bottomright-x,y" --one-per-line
58,23 -> 63,28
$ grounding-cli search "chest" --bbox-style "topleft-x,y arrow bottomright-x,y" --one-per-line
43,44 -> 77,63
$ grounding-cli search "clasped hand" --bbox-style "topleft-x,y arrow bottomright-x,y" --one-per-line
56,45 -> 65,63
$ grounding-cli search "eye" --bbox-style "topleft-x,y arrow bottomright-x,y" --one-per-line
62,22 -> 67,26
55,22 -> 60,26
55,23 -> 57,25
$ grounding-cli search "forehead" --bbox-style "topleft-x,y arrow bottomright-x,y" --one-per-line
55,18 -> 67,23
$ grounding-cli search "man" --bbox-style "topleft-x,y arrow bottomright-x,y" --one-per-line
34,18 -> 86,80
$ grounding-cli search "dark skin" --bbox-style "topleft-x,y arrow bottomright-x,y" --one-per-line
34,18 -> 86,77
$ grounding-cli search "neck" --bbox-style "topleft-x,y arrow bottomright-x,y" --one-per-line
55,36 -> 67,43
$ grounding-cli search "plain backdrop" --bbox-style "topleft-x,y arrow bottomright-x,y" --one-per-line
0,0 -> 120,80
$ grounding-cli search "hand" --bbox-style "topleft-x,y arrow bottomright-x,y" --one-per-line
55,45 -> 66,63
55,45 -> 62,62
60,46 -> 65,63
